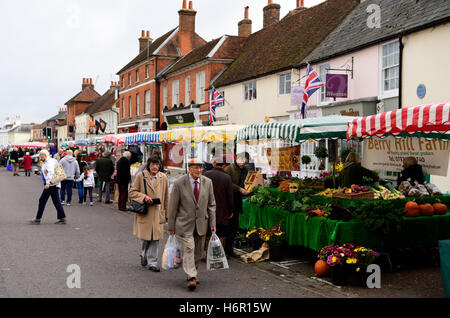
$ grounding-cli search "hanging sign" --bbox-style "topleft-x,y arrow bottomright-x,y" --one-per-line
326,74 -> 348,98
362,136 -> 450,176
290,86 -> 305,106
266,146 -> 300,171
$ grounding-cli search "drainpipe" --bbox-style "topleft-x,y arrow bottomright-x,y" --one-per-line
398,35 -> 403,109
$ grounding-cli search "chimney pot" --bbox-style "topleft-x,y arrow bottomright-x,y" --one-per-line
141,30 -> 145,37
189,1 -> 193,10
146,30 -> 150,38
268,0 -> 273,4
244,6 -> 249,19
182,0 -> 187,9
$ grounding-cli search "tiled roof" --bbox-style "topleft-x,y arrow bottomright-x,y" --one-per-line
46,111 -> 67,122
84,89 -> 117,115
213,0 -> 359,88
298,0 -> 450,66
162,35 -> 246,76
65,87 -> 101,105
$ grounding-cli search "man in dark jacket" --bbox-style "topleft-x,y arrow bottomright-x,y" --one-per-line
95,152 -> 115,203
204,155 -> 234,256
397,156 -> 426,187
116,151 -> 132,211
10,148 -> 20,176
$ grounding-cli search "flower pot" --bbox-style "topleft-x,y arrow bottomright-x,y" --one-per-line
250,238 -> 263,251
269,244 -> 283,262
331,266 -> 347,286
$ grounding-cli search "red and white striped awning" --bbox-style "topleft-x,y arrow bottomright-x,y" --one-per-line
11,142 -> 55,148
347,103 -> 450,140
101,133 -> 133,145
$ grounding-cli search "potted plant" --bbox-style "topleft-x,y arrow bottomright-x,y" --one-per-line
260,224 -> 286,262
318,244 -> 358,286
301,155 -> 311,176
246,227 -> 264,251
314,146 -> 328,170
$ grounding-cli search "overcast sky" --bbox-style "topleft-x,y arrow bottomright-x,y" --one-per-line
0,0 -> 325,126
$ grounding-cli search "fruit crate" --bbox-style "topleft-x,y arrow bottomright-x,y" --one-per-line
332,191 -> 374,200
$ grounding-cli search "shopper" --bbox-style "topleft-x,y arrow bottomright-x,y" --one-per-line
129,156 -> 170,272
168,159 -> 216,291
20,152 -> 33,177
75,153 -> 88,204
116,151 -> 132,211
10,148 -> 20,176
95,152 -> 115,203
78,166 -> 95,206
59,150 -> 80,206
30,150 -> 66,225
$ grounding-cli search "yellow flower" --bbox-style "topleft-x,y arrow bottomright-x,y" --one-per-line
356,267 -> 360,272
346,258 -> 357,264
332,256 -> 338,263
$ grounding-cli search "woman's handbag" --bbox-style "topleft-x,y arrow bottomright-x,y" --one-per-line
128,172 -> 148,215
50,163 -> 67,185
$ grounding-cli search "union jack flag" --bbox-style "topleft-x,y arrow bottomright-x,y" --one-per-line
301,64 -> 324,118
209,86 -> 224,124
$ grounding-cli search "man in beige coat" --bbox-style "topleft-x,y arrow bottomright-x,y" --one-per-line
168,159 -> 216,291
129,156 -> 169,272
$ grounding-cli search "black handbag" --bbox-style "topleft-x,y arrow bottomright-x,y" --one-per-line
128,172 -> 148,215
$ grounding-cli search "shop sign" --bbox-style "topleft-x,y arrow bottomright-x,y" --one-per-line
266,146 -> 300,171
166,113 -> 195,127
290,86 -> 305,106
326,74 -> 348,98
362,136 -> 450,176
340,108 -> 360,116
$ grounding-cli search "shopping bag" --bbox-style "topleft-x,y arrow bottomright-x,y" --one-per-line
6,164 -> 12,171
162,235 -> 182,270
206,233 -> 229,271
50,163 -> 67,185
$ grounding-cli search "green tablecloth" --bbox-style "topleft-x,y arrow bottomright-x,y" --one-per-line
241,195 -> 450,251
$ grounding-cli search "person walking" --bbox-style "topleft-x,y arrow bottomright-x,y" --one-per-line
75,152 -> 88,204
129,156 -> 170,272
30,150 -> 67,225
225,152 -> 251,254
95,152 -> 115,204
168,159 -> 216,291
78,166 -> 95,206
20,152 -> 33,177
116,151 -> 132,211
204,156 -> 234,256
59,150 -> 80,206
54,148 -> 64,162
10,148 -> 20,176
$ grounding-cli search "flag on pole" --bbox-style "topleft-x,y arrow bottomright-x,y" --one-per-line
209,86 -> 224,124
301,64 -> 324,118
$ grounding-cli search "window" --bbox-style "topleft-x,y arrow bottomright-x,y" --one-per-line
145,90 -> 151,114
319,64 -> 330,103
122,99 -> 125,118
163,85 -> 168,107
122,76 -> 125,88
129,96 -> 132,117
185,76 -> 191,105
382,42 -> 400,93
145,65 -> 149,79
244,80 -> 257,101
136,94 -> 140,116
172,80 -> 180,106
135,70 -> 140,83
196,71 -> 205,104
279,73 -> 291,95
128,73 -> 132,86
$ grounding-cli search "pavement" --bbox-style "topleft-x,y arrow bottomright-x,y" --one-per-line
0,167 -> 445,298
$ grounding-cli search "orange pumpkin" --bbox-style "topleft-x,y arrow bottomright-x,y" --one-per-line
262,242 -> 269,249
314,260 -> 330,277
405,201 -> 420,217
433,203 -> 448,215
419,203 -> 434,216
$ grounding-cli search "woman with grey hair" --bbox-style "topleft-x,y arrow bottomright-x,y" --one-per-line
116,151 -> 132,211
30,150 -> 67,224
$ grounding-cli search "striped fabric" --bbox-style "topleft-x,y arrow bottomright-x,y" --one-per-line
124,132 -> 160,145
159,125 -> 245,143
347,103 -> 450,140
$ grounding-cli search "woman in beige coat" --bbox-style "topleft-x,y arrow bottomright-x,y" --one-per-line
129,156 -> 169,272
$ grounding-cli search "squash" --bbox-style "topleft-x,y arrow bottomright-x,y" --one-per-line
262,242 -> 269,249
433,203 -> 448,215
405,201 -> 420,217
314,260 -> 330,277
419,203 -> 434,216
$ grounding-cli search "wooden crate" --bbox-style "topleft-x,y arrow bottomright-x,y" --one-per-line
333,191 -> 374,200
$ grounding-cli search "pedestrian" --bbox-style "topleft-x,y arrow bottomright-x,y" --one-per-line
54,148 -> 64,162
204,155 -> 234,256
116,151 -> 132,211
168,159 -> 216,291
20,152 -> 33,177
78,166 -> 95,206
59,150 -> 80,206
129,156 -> 170,272
202,148 -> 216,174
10,148 -> 20,176
95,152 -> 115,204
225,152 -> 251,253
30,149 -> 67,225
75,153 -> 88,204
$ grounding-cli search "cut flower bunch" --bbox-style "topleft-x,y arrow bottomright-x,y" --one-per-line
318,244 -> 380,272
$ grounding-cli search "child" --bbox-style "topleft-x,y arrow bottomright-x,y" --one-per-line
78,166 -> 95,206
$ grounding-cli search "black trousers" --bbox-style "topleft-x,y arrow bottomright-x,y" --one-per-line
36,186 -> 66,220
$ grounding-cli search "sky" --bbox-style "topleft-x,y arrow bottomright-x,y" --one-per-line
0,0 -> 325,126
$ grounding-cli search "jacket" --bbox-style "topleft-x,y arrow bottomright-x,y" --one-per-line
60,156 -> 80,181
95,157 -> 115,182
168,174 -> 216,237
225,163 -> 248,214
129,170 -> 170,241
10,151 -> 19,163
339,162 -> 378,188
20,155 -> 33,170
397,164 -> 425,186
78,172 -> 95,188
41,157 -> 61,188
116,157 -> 131,185
204,168 -> 233,225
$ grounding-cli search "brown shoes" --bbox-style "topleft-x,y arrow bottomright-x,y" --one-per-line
187,277 -> 197,291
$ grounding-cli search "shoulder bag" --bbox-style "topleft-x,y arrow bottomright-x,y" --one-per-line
128,172 -> 148,215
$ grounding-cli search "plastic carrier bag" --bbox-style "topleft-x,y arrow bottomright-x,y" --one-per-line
162,235 -> 182,270
206,233 -> 229,271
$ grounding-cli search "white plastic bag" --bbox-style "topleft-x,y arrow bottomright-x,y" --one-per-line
162,235 -> 182,270
206,233 -> 229,271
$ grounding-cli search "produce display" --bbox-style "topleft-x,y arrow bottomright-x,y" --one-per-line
398,181 -> 442,197
404,199 -> 448,217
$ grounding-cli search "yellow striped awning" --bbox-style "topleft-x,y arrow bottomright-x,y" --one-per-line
159,125 -> 246,143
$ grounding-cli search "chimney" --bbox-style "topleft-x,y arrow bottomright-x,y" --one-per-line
178,0 -> 197,55
139,30 -> 153,53
295,0 -> 306,11
263,0 -> 280,28
82,78 -> 94,90
238,6 -> 252,37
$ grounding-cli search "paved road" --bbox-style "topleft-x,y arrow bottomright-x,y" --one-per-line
0,168 -> 346,298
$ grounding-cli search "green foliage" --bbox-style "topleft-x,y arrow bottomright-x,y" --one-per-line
354,199 -> 404,235
301,155 -> 312,165
314,146 -> 328,159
